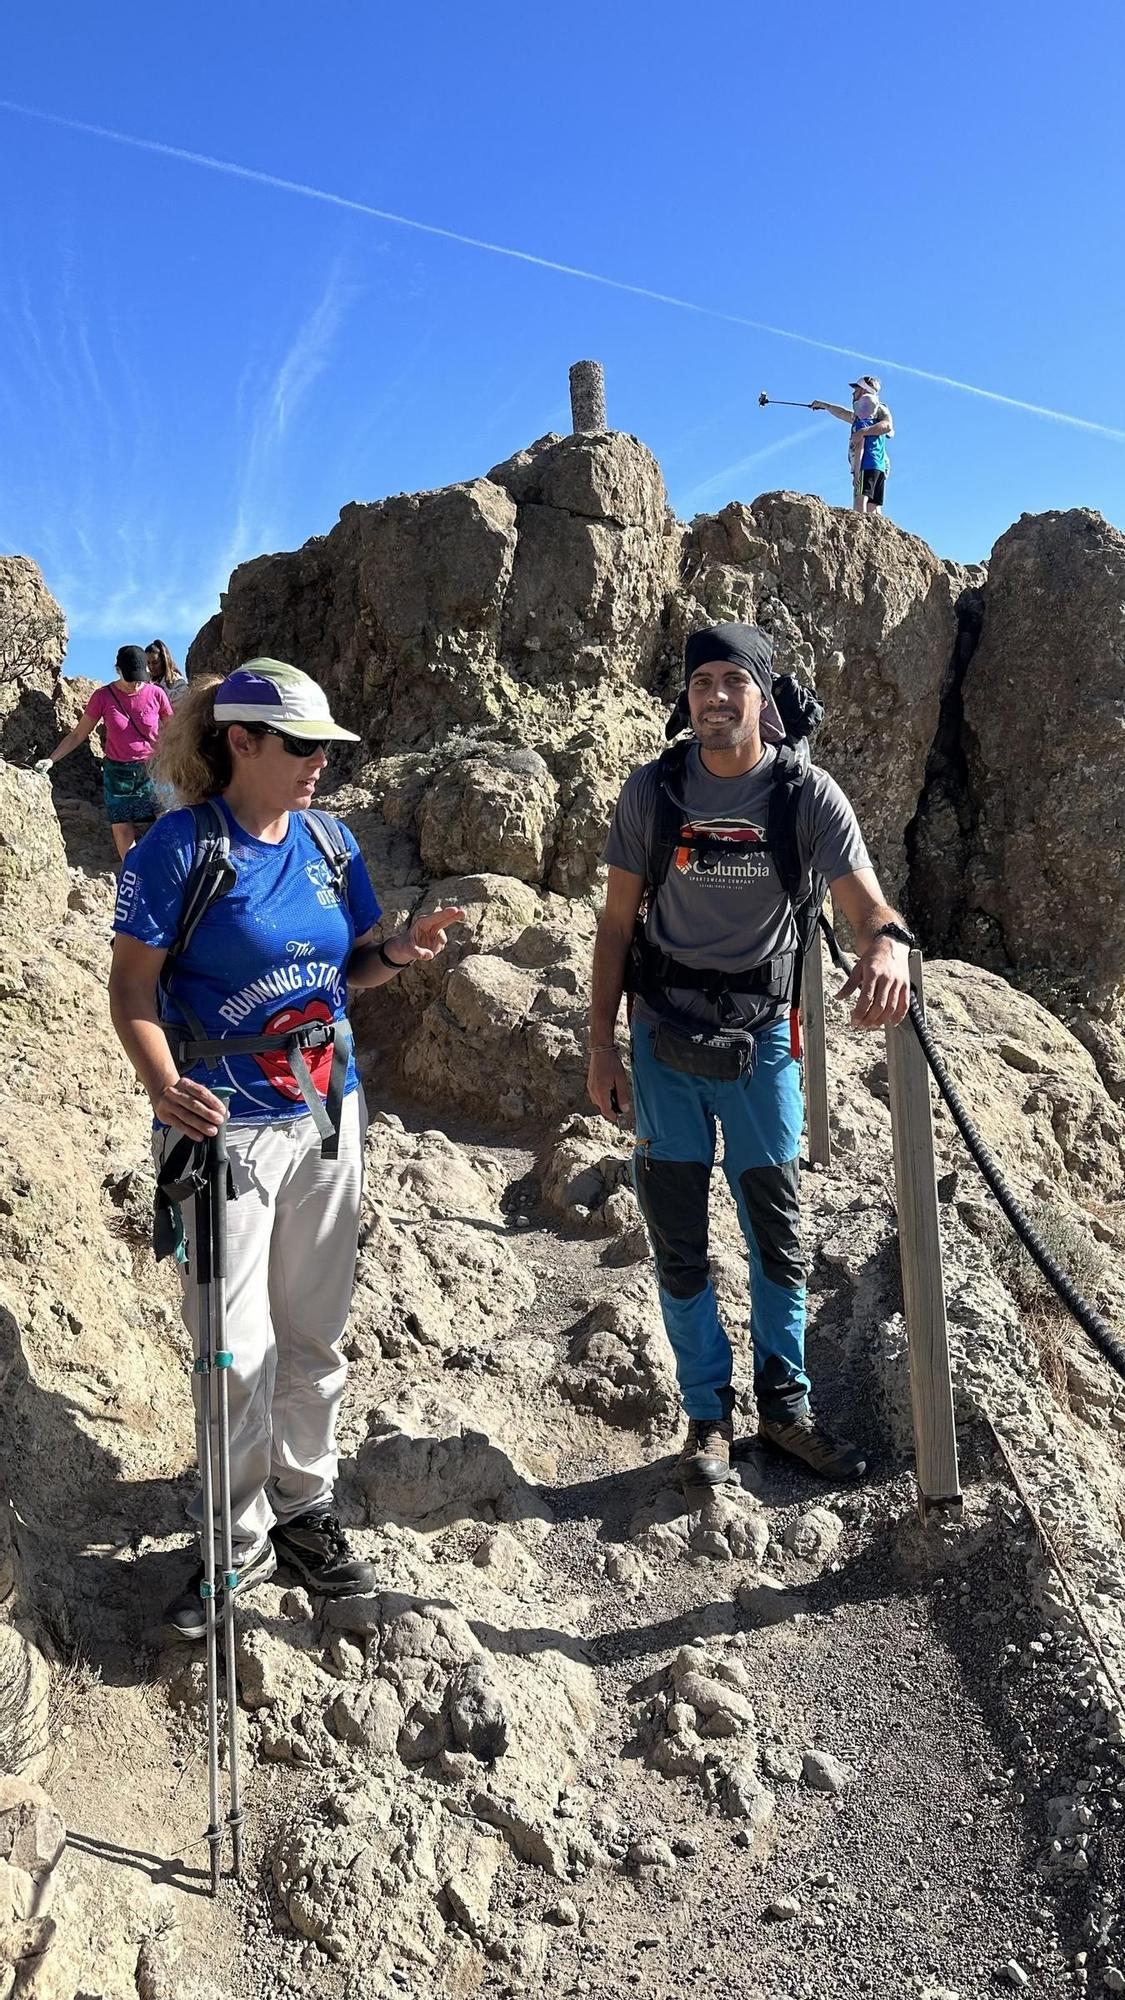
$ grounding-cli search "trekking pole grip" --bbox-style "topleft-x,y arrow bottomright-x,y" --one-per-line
211,1088 -> 232,1167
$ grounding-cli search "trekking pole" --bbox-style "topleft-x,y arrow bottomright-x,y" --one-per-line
207,1093 -> 244,1880
758,391 -> 815,409
191,1134 -> 223,1896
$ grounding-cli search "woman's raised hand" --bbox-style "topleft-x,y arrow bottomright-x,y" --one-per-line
400,906 -> 466,963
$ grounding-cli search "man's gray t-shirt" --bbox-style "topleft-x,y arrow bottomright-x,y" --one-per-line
603,743 -> 871,1032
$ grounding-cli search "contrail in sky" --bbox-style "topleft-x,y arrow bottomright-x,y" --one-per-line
4,97 -> 1124,444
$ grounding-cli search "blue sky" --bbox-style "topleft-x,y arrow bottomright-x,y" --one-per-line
2,0 -> 1123,683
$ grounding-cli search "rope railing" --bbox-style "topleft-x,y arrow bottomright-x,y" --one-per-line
803,930 -> 1123,1517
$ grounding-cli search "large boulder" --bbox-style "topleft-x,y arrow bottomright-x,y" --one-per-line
957,509 -> 1125,1001
0,762 -> 70,935
416,746 -> 558,884
0,559 -> 67,769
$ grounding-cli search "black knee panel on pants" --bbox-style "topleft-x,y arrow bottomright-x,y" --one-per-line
738,1158 -> 805,1289
635,1156 -> 711,1300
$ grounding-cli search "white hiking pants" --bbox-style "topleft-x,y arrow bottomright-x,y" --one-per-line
155,1091 -> 367,1561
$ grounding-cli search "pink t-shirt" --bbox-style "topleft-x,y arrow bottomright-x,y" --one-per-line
85,683 -> 173,763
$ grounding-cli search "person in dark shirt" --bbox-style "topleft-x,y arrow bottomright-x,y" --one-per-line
588,624 -> 913,1488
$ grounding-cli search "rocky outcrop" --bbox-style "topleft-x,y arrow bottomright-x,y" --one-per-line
910,510 -> 1125,1001
0,559 -> 67,770
961,510 -> 1125,1000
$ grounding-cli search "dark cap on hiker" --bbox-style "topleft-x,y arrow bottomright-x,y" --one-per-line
116,645 -> 151,683
666,622 -> 786,743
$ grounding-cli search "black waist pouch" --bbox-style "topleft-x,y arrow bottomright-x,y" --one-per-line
651,1021 -> 757,1081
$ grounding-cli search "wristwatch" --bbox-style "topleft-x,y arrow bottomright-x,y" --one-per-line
872,922 -> 917,950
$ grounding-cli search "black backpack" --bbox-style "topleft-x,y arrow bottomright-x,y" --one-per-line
626,674 -> 838,1020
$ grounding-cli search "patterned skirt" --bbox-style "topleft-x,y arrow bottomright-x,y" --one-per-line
103,758 -> 159,825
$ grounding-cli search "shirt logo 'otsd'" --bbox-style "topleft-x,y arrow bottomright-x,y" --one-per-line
674,819 -> 773,886
304,857 -> 341,909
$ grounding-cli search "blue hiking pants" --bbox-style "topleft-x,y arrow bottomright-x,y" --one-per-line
631,1018 -> 810,1425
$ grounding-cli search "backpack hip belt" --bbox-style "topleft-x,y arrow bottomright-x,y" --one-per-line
626,930 -> 797,1009
165,1012 -> 354,1158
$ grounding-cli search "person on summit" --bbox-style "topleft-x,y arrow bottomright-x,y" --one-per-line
587,623 -> 914,1489
108,658 -> 464,1638
810,375 -> 894,516
35,644 -> 173,859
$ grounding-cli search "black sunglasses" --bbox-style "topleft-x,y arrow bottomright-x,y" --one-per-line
246,723 -> 330,757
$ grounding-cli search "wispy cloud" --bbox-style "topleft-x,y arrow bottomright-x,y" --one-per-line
2,96 -> 1123,444
209,260 -> 357,595
0,246 -> 357,660
270,266 -> 353,436
675,420 -> 827,515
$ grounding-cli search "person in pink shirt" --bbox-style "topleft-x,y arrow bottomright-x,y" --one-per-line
37,645 -> 174,860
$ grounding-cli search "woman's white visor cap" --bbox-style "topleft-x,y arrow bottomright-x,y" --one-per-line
213,658 -> 360,741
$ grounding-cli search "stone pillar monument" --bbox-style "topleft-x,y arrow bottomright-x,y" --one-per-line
568,360 -> 607,434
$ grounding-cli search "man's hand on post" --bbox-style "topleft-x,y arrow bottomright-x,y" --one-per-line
836,939 -> 911,1030
587,1047 -> 633,1125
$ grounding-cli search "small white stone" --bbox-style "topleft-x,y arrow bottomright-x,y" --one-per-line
767,1895 -> 801,1921
801,1748 -> 850,1795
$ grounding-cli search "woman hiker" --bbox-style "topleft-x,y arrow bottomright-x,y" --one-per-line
107,657 -> 464,1639
145,638 -> 188,707
36,643 -> 173,860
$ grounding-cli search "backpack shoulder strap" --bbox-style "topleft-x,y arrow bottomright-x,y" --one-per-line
165,799 -> 236,969
765,745 -> 849,998
645,740 -> 693,894
764,741 -> 809,904
300,808 -> 352,899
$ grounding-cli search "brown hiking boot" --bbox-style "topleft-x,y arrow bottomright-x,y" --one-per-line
678,1415 -> 734,1487
758,1412 -> 867,1481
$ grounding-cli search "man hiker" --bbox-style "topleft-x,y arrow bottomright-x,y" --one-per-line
811,375 -> 894,515
587,622 -> 913,1487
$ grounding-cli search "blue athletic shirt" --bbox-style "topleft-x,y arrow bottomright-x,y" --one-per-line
852,415 -> 888,473
113,798 -> 381,1124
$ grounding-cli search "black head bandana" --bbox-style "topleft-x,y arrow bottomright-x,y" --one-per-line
666,622 -> 784,742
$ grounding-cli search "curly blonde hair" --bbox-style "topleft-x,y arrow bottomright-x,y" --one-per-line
149,676 -> 233,805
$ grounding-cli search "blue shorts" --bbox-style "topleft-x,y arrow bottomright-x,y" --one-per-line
103,758 -> 158,825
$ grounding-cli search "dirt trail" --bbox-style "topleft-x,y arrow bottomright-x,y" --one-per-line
32,1098 -> 1123,2000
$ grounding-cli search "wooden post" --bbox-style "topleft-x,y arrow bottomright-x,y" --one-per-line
885,953 -> 962,1521
802,917 -> 831,1168
569,360 -> 607,433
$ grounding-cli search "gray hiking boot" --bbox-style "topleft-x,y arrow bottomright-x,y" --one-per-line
757,1411 -> 867,1481
271,1510 -> 376,1596
163,1536 -> 278,1643
678,1415 -> 735,1487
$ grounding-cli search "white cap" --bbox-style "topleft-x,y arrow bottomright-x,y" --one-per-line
213,659 -> 360,741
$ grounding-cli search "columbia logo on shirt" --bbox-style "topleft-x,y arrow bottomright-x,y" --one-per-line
675,819 -> 774,886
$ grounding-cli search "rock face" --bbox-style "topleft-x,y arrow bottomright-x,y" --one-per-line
0,557 -> 67,769
961,510 -> 1124,1000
